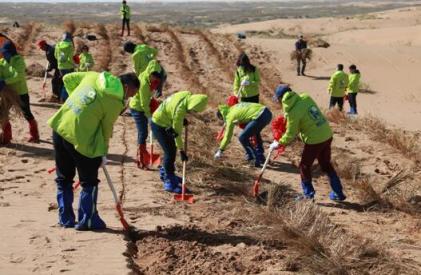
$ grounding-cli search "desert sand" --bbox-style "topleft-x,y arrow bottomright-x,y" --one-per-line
0,6 -> 420,275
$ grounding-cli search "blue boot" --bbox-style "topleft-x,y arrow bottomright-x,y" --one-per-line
301,180 -> 316,199
160,167 -> 182,184
75,186 -> 106,231
163,173 -> 182,194
328,172 -> 346,201
57,182 -> 75,228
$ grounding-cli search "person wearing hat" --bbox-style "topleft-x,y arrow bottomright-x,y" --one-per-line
37,40 -> 62,101
214,102 -> 272,167
78,45 -> 94,72
55,32 -> 75,102
0,41 -> 40,144
120,0 -> 131,37
328,64 -> 348,111
269,85 -> 346,201
295,35 -> 308,76
48,71 -> 140,230
151,91 -> 208,193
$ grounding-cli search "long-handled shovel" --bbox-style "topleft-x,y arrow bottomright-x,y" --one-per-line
42,62 -> 49,98
102,164 -> 131,231
174,125 -> 194,204
252,148 -> 274,197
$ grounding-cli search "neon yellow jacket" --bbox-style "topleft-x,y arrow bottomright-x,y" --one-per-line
129,60 -> 162,117
218,102 -> 266,150
48,72 -> 125,158
233,66 -> 260,98
120,4 -> 131,19
79,52 -> 94,72
55,40 -> 74,70
279,91 -> 332,145
347,72 -> 361,94
6,55 -> 28,95
132,44 -> 158,76
0,58 -> 19,88
328,70 -> 348,97
152,91 -> 208,149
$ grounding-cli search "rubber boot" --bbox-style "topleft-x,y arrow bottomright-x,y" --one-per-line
254,143 -> 265,168
163,173 -> 182,194
300,180 -> 316,199
160,167 -> 182,185
75,185 -> 106,231
0,121 -> 12,145
328,172 -> 346,201
28,119 -> 40,143
136,144 -> 148,169
56,182 -> 75,228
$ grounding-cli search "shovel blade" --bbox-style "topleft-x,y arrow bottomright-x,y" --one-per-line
252,179 -> 260,197
174,194 -> 194,204
141,151 -> 161,168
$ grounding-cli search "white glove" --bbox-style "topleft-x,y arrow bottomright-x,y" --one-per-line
269,141 -> 279,150
214,149 -> 223,160
241,79 -> 250,86
102,156 -> 108,166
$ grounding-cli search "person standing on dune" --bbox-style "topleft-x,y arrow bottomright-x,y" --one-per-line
55,32 -> 75,102
120,0 -> 131,37
295,35 -> 308,76
48,71 -> 139,230
328,64 -> 348,111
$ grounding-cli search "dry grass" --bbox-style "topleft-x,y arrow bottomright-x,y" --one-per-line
92,24 -> 111,71
249,201 -> 417,274
290,48 -> 313,61
0,87 -> 22,125
325,108 -> 347,124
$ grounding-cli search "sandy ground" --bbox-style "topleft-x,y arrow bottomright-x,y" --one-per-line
0,6 -> 420,275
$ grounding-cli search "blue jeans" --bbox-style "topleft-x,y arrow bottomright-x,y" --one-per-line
130,109 -> 148,145
151,122 -> 176,175
239,108 -> 272,160
348,93 -> 357,114
59,69 -> 74,102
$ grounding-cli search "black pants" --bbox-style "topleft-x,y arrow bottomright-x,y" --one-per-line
51,69 -> 62,98
19,94 -> 34,121
240,94 -> 259,103
329,96 -> 344,111
121,18 -> 130,36
53,131 -> 102,189
297,59 -> 306,75
348,93 -> 357,113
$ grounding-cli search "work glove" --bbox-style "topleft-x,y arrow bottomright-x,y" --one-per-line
180,150 -> 188,162
214,149 -> 223,160
269,140 -> 279,150
241,79 -> 250,86
102,156 -> 108,166
0,80 -> 5,92
183,118 -> 189,126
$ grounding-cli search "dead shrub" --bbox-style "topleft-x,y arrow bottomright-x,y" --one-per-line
308,37 -> 330,48
0,87 -> 22,125
26,62 -> 45,77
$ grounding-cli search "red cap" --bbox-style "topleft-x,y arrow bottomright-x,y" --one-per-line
37,40 -> 47,49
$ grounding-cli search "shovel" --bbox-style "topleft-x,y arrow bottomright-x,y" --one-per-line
252,148 -> 274,197
102,164 -> 131,231
42,62 -> 49,97
143,129 -> 160,168
174,125 -> 194,204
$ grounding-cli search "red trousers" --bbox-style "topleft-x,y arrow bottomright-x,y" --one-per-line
299,138 -> 336,181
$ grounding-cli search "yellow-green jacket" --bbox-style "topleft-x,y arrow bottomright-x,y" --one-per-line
328,70 -> 348,97
132,44 -> 158,76
48,72 -> 125,158
55,40 -> 74,70
79,52 -> 94,72
279,91 -> 332,145
120,4 -> 131,19
347,72 -> 361,94
0,58 -> 19,89
218,102 -> 266,150
233,66 -> 260,98
129,60 -> 162,117
6,55 -> 28,95
152,91 -> 208,149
